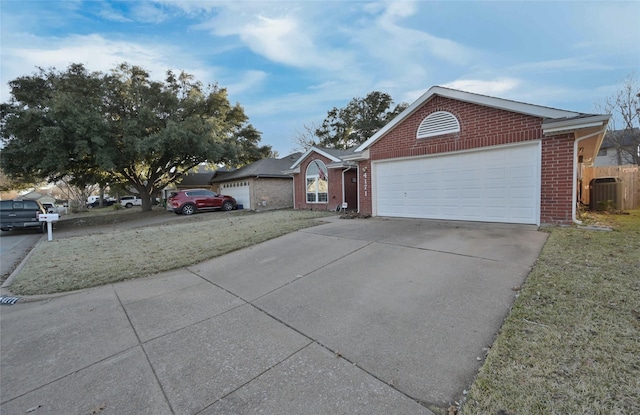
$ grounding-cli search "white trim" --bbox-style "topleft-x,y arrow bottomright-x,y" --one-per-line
542,115 -> 610,134
288,147 -> 343,169
343,149 -> 369,161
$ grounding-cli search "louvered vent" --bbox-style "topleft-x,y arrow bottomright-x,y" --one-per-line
417,111 -> 460,139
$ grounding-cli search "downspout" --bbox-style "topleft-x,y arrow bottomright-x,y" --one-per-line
572,128 -> 607,225
291,175 -> 296,210
356,164 -> 360,213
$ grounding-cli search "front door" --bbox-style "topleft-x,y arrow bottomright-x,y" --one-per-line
344,169 -> 358,211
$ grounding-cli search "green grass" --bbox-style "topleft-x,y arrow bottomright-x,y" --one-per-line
460,210 -> 640,415
9,209 -> 335,295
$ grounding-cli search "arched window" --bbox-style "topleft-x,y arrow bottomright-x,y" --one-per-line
417,111 -> 460,139
306,160 -> 328,203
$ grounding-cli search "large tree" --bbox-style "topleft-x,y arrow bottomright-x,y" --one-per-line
314,91 -> 408,149
598,73 -> 640,165
1,63 -> 271,211
0,64 -> 108,190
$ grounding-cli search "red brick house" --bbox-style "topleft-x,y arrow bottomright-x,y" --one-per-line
287,87 -> 610,225
286,147 -> 360,212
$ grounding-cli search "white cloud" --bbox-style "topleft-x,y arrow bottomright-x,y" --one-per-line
98,4 -> 132,23
196,6 -> 354,73
569,2 -> 640,56
509,56 -> 614,73
342,0 -> 478,102
441,78 -> 521,96
401,88 -> 429,104
382,0 -> 417,20
225,70 -> 268,96
232,15 -> 314,68
0,33 -> 213,100
366,1 -> 474,66
131,2 -> 169,24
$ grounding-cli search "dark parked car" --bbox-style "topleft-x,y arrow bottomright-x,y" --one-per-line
86,199 -> 117,208
168,189 -> 237,215
0,200 -> 47,233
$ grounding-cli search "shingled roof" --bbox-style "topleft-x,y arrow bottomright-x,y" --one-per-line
211,153 -> 302,183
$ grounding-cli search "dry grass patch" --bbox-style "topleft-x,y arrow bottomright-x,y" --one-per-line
461,210 -> 640,415
9,210 -> 335,295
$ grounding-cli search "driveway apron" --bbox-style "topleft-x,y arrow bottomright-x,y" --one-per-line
0,217 -> 547,414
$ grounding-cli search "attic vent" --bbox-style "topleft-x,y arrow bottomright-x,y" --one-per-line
417,111 -> 460,139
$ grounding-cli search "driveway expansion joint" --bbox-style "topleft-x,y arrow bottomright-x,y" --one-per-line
114,287 -> 177,415
196,341 -> 315,414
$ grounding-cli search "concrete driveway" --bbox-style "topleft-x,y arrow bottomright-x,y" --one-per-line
0,217 -> 547,414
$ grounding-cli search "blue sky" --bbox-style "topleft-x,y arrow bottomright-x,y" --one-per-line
1,1 -> 639,156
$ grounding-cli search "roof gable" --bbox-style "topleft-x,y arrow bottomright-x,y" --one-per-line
288,147 -> 357,169
356,86 -> 597,152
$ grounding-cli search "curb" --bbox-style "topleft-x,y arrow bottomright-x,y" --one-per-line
1,233 -> 45,295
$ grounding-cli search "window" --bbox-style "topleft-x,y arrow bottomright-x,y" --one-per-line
417,111 -> 460,139
597,148 -> 607,156
306,160 -> 328,203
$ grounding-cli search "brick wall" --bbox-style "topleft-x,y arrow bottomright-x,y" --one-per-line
369,96 -> 543,161
360,96 -> 576,224
359,160 -> 372,214
252,177 -> 294,210
540,133 -> 574,223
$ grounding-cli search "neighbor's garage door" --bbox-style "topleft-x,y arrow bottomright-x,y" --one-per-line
374,142 -> 540,224
221,181 -> 250,209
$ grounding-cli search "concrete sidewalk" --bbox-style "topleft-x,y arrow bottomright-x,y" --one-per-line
0,217 -> 548,414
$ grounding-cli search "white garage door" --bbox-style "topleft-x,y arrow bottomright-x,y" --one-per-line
220,181 -> 250,209
374,142 -> 540,224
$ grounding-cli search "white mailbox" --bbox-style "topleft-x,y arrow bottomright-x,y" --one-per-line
39,213 -> 59,241
38,214 -> 59,222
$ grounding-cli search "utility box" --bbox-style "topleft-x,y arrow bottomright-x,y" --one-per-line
589,177 -> 623,211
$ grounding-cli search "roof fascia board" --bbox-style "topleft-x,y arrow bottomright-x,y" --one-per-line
326,161 -> 358,169
430,87 -> 580,119
356,86 -> 583,152
343,149 -> 369,161
542,115 -> 611,134
282,167 -> 300,175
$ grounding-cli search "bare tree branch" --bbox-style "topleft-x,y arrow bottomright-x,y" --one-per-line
597,73 -> 640,165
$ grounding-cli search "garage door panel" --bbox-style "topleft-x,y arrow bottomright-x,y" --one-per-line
374,143 -> 540,224
222,184 -> 250,208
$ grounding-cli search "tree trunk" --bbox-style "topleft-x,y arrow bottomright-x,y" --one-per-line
136,185 -> 153,212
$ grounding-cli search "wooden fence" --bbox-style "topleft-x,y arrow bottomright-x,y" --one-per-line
581,164 -> 640,210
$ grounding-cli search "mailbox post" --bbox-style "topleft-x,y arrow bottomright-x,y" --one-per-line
38,213 -> 59,241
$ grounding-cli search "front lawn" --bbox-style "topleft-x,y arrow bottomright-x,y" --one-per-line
461,210 -> 640,414
8,210 -> 335,295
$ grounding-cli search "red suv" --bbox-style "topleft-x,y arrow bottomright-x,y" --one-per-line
168,189 -> 237,215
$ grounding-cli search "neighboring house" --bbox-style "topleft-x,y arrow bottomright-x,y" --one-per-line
594,128 -> 640,166
175,172 -> 216,189
287,86 -> 610,225
211,153 -> 301,210
19,191 -> 56,205
161,165 -> 220,201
